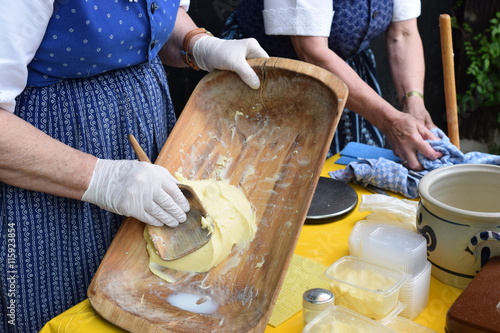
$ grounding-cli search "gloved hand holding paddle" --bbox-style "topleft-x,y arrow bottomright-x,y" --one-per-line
82,159 -> 190,227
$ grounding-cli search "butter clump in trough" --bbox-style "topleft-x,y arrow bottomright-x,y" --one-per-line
146,178 -> 257,279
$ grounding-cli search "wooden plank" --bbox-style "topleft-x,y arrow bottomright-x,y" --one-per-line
440,14 -> 460,148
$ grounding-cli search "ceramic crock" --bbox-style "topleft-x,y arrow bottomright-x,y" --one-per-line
417,164 -> 500,289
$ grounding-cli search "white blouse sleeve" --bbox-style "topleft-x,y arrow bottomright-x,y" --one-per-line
179,0 -> 190,12
0,0 -> 53,113
263,0 -> 334,37
392,0 -> 421,22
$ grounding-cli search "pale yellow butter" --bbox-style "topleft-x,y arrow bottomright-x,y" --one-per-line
145,178 -> 257,281
331,268 -> 398,320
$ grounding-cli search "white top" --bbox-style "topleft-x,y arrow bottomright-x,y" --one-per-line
263,0 -> 421,36
0,0 -> 190,113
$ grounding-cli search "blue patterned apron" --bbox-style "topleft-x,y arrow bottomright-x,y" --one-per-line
222,0 -> 393,156
0,1 -> 179,331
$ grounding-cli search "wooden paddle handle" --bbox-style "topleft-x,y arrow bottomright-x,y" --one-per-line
439,14 -> 460,148
128,134 -> 152,163
128,134 -> 206,215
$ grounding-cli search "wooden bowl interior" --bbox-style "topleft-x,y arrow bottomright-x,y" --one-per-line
88,57 -> 347,332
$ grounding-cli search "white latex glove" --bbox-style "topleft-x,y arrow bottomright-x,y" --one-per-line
192,36 -> 269,89
82,159 -> 190,227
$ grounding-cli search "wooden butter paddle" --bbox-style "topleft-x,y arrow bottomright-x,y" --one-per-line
128,134 -> 212,260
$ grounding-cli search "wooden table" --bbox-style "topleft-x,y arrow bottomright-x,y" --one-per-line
41,155 -> 462,333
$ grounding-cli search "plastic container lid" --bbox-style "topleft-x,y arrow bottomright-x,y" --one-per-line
360,225 -> 427,276
348,222 -> 379,257
348,221 -> 417,258
324,256 -> 406,320
385,316 -> 437,333
303,305 -> 396,333
399,261 -> 432,319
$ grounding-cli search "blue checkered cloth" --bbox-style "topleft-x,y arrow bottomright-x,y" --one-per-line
330,128 -> 500,198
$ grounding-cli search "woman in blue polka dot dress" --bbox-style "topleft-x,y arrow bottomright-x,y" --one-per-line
222,0 -> 443,170
0,1 -> 267,332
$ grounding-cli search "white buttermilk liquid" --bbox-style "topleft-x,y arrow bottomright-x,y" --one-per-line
167,293 -> 219,314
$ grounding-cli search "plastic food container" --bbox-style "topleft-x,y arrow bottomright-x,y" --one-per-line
349,222 -> 387,257
377,301 -> 405,325
385,316 -> 437,333
360,225 -> 427,276
324,256 -> 406,320
399,261 -> 432,319
348,221 -> 417,257
303,305 -> 396,333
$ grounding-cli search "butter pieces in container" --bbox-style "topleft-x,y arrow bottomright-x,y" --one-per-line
349,222 -> 431,319
303,305 -> 396,333
324,256 -> 406,320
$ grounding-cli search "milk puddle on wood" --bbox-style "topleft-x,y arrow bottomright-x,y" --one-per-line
167,293 -> 219,314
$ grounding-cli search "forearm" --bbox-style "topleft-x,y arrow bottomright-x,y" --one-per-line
290,35 -> 441,169
0,109 -> 96,200
386,19 -> 425,102
386,19 -> 436,128
158,8 -> 204,67
290,36 -> 398,133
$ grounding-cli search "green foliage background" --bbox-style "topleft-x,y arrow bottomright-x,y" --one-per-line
457,11 -> 500,124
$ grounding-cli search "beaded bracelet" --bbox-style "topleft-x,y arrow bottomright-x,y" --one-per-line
181,28 -> 213,70
401,90 -> 424,105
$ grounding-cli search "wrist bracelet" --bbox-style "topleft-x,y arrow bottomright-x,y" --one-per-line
401,90 -> 424,105
181,28 -> 213,70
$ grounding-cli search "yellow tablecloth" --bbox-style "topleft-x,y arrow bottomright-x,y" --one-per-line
42,155 -> 462,333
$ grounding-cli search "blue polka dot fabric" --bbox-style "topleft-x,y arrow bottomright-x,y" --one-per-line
28,0 -> 179,86
226,0 -> 392,60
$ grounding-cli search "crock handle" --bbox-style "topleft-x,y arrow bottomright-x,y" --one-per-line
466,231 -> 500,267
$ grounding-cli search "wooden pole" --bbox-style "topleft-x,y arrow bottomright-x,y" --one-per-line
439,14 -> 460,148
